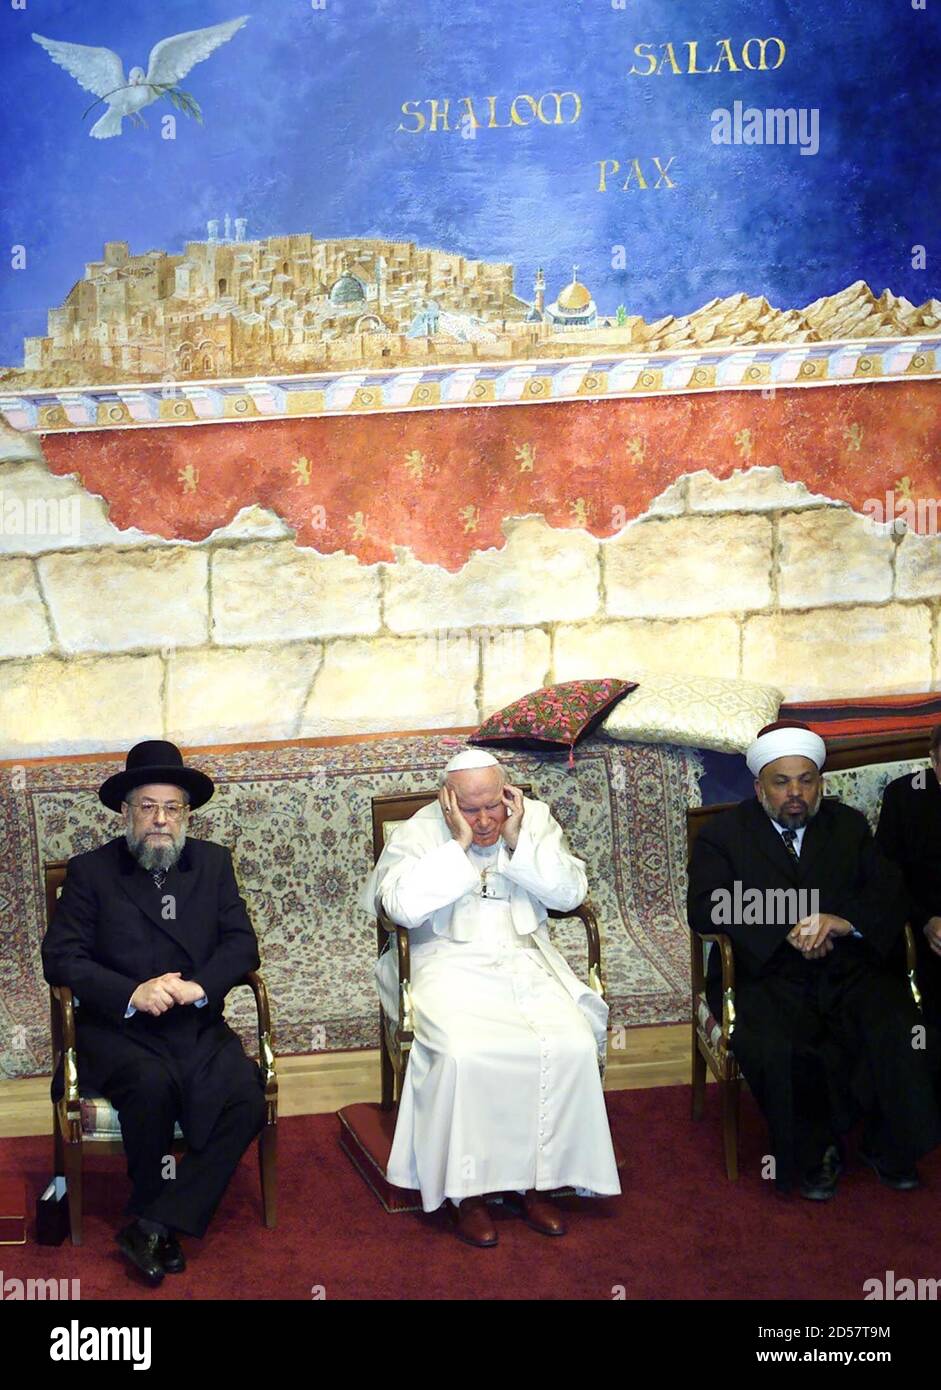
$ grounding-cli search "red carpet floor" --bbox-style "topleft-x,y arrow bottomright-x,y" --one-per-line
2,1085 -> 940,1301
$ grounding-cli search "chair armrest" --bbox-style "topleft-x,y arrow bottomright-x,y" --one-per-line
691,932 -> 737,1042
377,909 -> 414,1044
548,899 -> 604,1000
237,972 -> 278,1096
902,923 -> 922,1012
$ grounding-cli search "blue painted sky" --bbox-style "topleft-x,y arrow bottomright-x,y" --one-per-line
0,0 -> 937,366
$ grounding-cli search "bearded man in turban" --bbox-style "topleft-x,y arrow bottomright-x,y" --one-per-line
687,721 -> 941,1200
362,749 -> 620,1246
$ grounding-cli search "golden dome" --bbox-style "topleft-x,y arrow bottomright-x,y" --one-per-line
556,278 -> 592,311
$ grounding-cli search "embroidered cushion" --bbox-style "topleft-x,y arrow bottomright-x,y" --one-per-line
602,672 -> 783,755
471,678 -> 636,764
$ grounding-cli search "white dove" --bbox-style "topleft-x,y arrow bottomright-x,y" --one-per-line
32,16 -> 248,138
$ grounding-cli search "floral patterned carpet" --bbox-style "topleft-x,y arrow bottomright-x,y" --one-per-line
0,732 -> 704,1078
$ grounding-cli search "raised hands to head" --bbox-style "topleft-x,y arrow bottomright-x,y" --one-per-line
439,784 -> 473,850
500,784 -> 524,850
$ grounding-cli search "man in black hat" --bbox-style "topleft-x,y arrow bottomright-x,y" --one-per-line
42,741 -> 266,1286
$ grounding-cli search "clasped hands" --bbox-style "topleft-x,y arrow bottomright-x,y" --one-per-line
439,783 -> 524,851
786,912 -> 853,960
130,972 -> 205,1016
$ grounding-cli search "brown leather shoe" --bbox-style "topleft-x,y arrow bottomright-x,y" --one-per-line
453,1196 -> 498,1247
519,1190 -> 567,1236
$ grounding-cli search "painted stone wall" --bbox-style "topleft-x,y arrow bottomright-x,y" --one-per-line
2,416 -> 938,761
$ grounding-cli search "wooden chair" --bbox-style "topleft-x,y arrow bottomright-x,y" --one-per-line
687,802 -> 922,1181
44,860 -> 279,1245
368,787 -> 606,1111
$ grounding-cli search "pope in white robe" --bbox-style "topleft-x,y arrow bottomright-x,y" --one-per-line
361,749 -> 621,1244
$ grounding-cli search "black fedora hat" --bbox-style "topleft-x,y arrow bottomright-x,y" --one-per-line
99,740 -> 214,813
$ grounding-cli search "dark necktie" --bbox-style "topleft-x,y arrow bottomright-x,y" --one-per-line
781,829 -> 800,864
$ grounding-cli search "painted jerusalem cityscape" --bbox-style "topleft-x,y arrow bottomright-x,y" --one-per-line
3,217 -> 939,392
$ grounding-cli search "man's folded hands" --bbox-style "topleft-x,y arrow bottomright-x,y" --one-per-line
129,972 -> 205,1015
786,912 -> 853,958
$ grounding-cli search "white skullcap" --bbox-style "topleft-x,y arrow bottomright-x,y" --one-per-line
746,721 -> 826,776
444,748 -> 501,773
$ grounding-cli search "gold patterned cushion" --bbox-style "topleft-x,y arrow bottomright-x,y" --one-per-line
695,994 -> 741,1079
696,994 -> 725,1054
80,1090 -> 183,1142
602,672 -> 783,755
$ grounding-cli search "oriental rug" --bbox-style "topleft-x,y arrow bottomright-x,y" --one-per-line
0,733 -> 702,1078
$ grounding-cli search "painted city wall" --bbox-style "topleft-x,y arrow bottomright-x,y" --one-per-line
0,1 -> 938,757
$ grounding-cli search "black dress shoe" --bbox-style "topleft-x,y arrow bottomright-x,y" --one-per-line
158,1233 -> 186,1273
858,1148 -> 920,1191
799,1144 -> 843,1201
115,1222 -> 165,1285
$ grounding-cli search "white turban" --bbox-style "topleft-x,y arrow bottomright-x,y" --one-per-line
444,748 -> 502,773
745,721 -> 826,776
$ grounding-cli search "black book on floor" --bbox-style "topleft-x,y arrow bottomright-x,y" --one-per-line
35,1177 -> 70,1246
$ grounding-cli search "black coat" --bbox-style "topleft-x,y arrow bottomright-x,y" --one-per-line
876,770 -> 941,1018
687,796 -> 939,1180
42,836 -> 262,1150
688,796 -> 908,991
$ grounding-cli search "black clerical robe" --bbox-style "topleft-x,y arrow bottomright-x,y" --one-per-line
42,836 -> 263,1151
876,771 -> 941,1027
687,796 -> 940,1184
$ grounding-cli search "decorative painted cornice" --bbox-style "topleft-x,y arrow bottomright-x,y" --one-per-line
1,335 -> 938,433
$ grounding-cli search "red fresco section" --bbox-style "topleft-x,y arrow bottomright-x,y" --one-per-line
40,381 -> 941,569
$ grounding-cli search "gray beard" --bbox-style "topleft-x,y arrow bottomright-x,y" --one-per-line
125,824 -> 185,873
758,786 -> 822,831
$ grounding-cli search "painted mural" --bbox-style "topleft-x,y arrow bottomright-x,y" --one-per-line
0,0 -> 937,414
2,3 -> 941,1084
37,381 -> 941,566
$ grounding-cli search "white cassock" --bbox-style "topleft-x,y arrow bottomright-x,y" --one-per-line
361,796 -> 621,1212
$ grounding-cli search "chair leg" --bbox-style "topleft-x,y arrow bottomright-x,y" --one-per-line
64,1134 -> 84,1246
393,1045 -> 411,1106
258,1119 -> 277,1230
720,1076 -> 740,1181
380,1020 -> 394,1112
53,1107 -> 64,1176
691,1031 -> 706,1120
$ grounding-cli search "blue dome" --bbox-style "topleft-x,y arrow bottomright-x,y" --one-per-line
329,274 -> 367,306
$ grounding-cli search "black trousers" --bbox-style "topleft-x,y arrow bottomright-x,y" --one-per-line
709,958 -> 941,1188
103,1055 -> 266,1238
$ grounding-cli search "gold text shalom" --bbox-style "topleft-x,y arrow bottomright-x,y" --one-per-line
398,36 -> 787,132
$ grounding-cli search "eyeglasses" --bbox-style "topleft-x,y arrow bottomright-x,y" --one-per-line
130,800 -> 189,819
